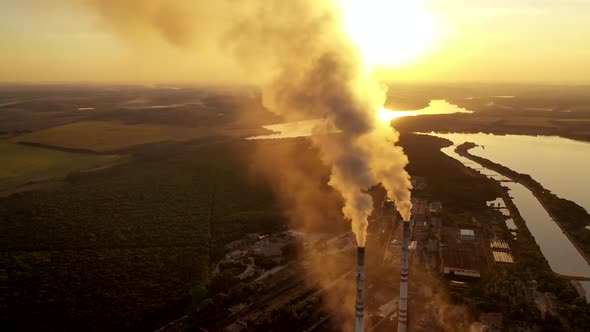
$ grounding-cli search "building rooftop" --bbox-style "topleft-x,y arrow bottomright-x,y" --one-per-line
460,229 -> 475,236
490,239 -> 511,251
378,297 -> 399,317
441,227 -> 485,278
442,248 -> 482,277
429,201 -> 443,213
492,251 -> 514,264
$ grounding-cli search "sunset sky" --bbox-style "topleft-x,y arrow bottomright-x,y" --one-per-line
1,0 -> 589,84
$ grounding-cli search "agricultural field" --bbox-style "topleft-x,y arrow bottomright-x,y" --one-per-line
0,85 -> 279,138
11,116 -> 272,153
13,121 -> 203,152
0,140 -> 124,195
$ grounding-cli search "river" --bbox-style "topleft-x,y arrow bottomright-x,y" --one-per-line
429,133 -> 590,214
249,100 -> 471,140
429,133 -> 590,300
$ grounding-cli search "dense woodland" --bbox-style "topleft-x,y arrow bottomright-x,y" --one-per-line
0,139 -> 285,331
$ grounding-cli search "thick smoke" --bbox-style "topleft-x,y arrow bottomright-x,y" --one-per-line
84,0 -> 412,246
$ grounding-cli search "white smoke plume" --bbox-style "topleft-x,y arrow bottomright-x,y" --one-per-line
82,0 -> 413,246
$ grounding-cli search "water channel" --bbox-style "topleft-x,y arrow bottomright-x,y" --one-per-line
428,133 -> 590,300
430,133 -> 590,213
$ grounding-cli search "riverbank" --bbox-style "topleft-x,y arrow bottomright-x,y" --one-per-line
496,183 -> 557,276
435,139 -> 590,329
455,142 -> 590,266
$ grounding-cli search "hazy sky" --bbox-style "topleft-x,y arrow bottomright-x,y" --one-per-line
1,0 -> 589,84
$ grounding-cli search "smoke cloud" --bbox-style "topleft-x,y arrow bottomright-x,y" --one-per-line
83,0 -> 412,246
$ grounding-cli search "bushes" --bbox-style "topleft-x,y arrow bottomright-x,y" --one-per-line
219,261 -> 247,270
1,247 -> 209,331
253,255 -> 280,270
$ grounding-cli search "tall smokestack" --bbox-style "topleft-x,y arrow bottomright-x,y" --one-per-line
398,221 -> 410,332
355,246 -> 366,332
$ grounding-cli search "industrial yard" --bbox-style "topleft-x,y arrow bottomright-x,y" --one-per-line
162,174 -> 516,331
181,166 -> 589,332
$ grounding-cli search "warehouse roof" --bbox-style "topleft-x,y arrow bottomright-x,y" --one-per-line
490,239 -> 511,251
493,251 -> 514,264
460,229 -> 475,236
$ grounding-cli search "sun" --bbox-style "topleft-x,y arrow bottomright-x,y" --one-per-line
339,0 -> 440,69
377,107 -> 404,123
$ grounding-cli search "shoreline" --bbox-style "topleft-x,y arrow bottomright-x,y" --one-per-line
419,129 -> 590,145
524,183 -> 590,266
455,142 -> 590,266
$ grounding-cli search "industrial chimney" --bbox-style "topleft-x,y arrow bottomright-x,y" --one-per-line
397,221 -> 410,332
355,246 -> 366,332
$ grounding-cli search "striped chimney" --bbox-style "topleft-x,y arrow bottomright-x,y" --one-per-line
398,221 -> 410,332
355,246 -> 366,332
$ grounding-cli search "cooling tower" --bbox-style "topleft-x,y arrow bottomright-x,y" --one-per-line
355,246 -> 366,332
397,221 -> 410,332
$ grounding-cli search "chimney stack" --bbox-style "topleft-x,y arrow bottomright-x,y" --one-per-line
397,221 -> 410,332
355,246 -> 366,332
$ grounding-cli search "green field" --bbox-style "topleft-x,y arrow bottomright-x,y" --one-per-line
13,121 -> 194,152
0,141 -> 124,193
13,120 -> 269,152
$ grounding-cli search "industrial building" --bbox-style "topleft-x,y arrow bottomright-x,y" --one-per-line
490,239 -> 511,251
490,239 -> 514,264
492,251 -> 514,264
429,201 -> 443,214
410,176 -> 427,191
442,263 -> 481,278
411,197 -> 429,216
441,228 -> 484,280
412,216 -> 430,241
459,229 -> 476,242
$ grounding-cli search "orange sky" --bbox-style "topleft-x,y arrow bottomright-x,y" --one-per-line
1,0 -> 589,84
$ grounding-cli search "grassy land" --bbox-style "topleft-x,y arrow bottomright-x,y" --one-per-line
13,121 -> 200,152
0,141 -> 124,193
13,120 -> 271,153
